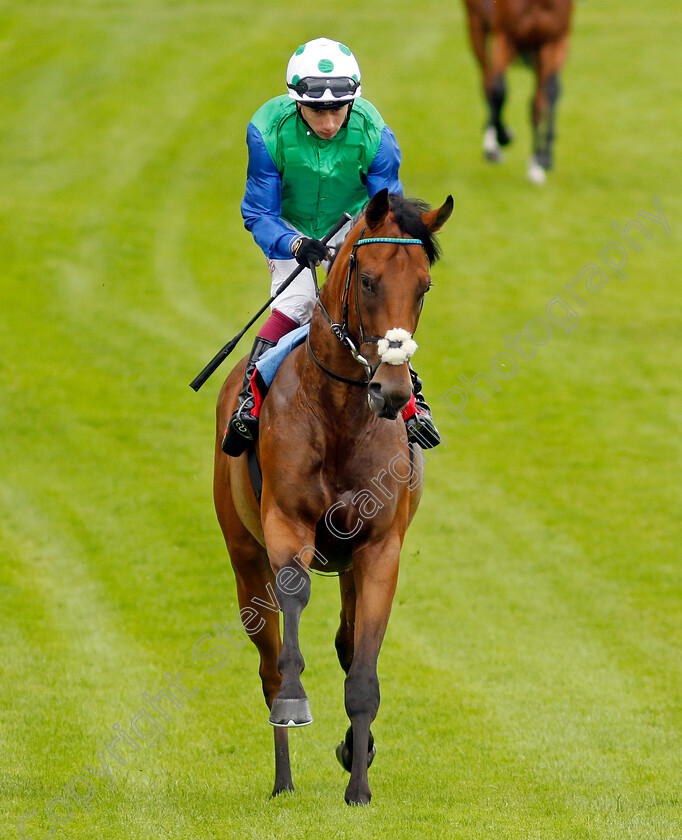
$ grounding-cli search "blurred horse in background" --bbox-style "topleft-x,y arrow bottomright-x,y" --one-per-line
463,0 -> 574,183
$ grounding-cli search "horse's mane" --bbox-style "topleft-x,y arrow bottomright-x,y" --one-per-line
386,194 -> 442,266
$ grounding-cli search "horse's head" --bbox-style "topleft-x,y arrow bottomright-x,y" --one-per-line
348,189 -> 453,419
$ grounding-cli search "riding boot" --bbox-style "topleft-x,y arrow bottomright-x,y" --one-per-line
221,336 -> 276,456
404,366 -> 441,449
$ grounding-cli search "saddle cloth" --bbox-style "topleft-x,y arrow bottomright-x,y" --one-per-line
257,324 -> 310,386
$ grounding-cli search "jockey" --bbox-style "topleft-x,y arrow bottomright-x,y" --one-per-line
223,37 -> 441,456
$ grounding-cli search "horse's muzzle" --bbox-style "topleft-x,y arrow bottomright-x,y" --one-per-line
367,381 -> 410,420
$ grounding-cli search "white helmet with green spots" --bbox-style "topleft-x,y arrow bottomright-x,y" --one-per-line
286,38 -> 362,107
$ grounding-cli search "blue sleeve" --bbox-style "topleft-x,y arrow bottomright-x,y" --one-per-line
366,125 -> 403,197
240,123 -> 300,260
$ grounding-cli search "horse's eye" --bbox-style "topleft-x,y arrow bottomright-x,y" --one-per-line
361,275 -> 373,292
418,283 -> 431,302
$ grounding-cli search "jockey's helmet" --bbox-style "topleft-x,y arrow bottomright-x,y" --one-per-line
286,38 -> 362,109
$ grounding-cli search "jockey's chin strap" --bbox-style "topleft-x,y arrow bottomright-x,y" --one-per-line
307,229 -> 425,385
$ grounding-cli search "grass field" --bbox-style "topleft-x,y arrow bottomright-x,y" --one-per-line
1,1 -> 681,838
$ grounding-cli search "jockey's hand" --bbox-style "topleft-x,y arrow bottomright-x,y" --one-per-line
291,236 -> 329,267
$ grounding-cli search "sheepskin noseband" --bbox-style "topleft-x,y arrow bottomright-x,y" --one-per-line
376,328 -> 418,365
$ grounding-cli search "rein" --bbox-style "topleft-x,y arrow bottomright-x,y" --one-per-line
307,231 -> 424,385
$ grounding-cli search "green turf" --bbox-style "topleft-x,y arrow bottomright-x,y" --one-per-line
1,1 -> 680,837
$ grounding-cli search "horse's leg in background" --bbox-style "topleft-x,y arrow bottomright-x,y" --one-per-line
463,1 -> 489,94
528,35 -> 569,183
214,485 -> 294,795
334,570 -> 378,772
343,536 -> 401,805
464,2 -> 496,159
483,32 -> 517,161
264,509 -> 314,728
335,570 -> 356,675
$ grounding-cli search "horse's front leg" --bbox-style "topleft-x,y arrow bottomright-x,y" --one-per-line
263,507 -> 315,728
233,557 -> 296,794
215,456 -> 294,796
484,31 -> 516,161
344,534 -> 401,805
335,569 -> 378,773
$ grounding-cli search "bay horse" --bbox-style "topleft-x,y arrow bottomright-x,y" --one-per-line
213,189 -> 453,805
462,0 -> 574,183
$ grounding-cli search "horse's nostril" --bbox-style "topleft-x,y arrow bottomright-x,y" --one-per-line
387,391 -> 410,413
369,382 -> 384,405
367,382 -> 386,415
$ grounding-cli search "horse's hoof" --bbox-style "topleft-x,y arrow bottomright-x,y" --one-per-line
482,127 -> 503,163
497,126 -> 514,147
269,697 -> 313,727
344,786 -> 372,806
527,156 -> 547,185
270,783 -> 295,798
335,740 -> 377,772
484,149 -> 503,163
336,740 -> 350,771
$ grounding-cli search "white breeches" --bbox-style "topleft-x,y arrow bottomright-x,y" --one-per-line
268,216 -> 355,324
268,257 -> 318,324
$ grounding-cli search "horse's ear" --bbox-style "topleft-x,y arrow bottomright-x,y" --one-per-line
421,195 -> 454,232
365,188 -> 390,230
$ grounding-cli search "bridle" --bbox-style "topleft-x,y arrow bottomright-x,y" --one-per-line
306,229 -> 425,385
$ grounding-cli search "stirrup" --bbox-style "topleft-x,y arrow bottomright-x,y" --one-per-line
405,412 -> 441,449
406,366 -> 441,449
222,407 -> 259,456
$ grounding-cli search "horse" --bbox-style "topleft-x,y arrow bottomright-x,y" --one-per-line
213,189 -> 453,805
462,0 -> 574,183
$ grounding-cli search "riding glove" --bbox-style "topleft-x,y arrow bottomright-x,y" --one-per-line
291,236 -> 329,267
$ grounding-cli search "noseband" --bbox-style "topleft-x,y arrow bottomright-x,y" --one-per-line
306,231 -> 425,385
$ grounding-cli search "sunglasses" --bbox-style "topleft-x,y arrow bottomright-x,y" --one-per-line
287,76 -> 359,99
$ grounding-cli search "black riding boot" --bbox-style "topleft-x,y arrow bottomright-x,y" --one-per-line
221,336 -> 276,457
404,366 -> 441,449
